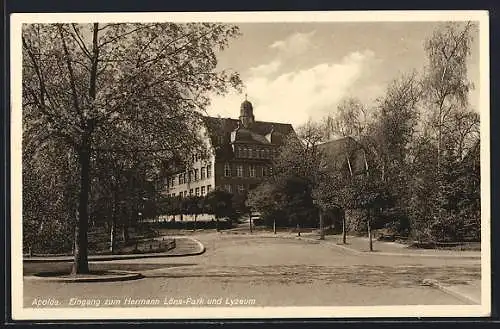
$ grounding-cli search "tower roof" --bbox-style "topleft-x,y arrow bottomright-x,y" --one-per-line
240,99 -> 253,112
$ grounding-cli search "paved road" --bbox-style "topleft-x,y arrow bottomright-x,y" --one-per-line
23,232 -> 480,308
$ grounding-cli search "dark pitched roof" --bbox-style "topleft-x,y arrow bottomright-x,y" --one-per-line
318,137 -> 361,157
318,137 -> 367,175
203,116 -> 295,145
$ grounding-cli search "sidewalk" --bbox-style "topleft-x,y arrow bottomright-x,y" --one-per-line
299,233 -> 481,259
423,279 -> 481,304
221,229 -> 481,259
23,236 -> 205,263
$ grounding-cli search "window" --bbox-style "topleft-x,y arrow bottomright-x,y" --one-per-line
201,186 -> 206,196
249,165 -> 256,177
207,185 -> 212,193
207,164 -> 212,178
260,149 -> 265,158
179,192 -> 183,197
218,136 -> 224,145
237,184 -> 245,193
184,191 -> 188,197
262,166 -> 267,177
195,187 -> 200,196
184,172 -> 188,183
248,148 -> 253,158
194,169 -> 199,181
224,184 -> 232,193
253,148 -> 257,158
224,163 -> 231,177
171,177 -> 175,186
179,174 -> 184,185
189,189 -> 193,196
242,147 -> 247,158
201,167 -> 206,179
236,164 -> 244,177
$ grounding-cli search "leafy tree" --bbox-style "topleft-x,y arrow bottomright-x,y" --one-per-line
323,97 -> 371,140
348,173 -> 393,251
423,22 -> 475,172
246,182 -> 285,233
185,195 -> 204,230
205,189 -> 234,230
313,166 -> 351,243
22,23 -> 242,273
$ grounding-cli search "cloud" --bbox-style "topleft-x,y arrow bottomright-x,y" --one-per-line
269,31 -> 316,55
208,49 -> 376,128
248,60 -> 282,76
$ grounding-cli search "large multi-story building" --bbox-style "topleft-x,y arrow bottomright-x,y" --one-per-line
163,99 -> 297,199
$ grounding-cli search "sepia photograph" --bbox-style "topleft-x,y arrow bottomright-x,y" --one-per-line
10,11 -> 490,320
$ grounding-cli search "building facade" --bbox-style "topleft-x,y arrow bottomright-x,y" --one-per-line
163,99 -> 297,198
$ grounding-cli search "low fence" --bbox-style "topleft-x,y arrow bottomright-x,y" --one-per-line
136,237 -> 176,253
151,220 -> 234,230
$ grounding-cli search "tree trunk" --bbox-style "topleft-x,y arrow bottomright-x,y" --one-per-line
194,214 -> 197,232
122,223 -> 129,244
216,217 -> 219,232
367,208 -> 373,252
110,190 -> 118,253
319,209 -> 324,240
72,146 -> 91,274
273,219 -> 276,235
110,218 -> 116,253
297,223 -> 301,237
342,210 -> 347,244
249,214 -> 252,233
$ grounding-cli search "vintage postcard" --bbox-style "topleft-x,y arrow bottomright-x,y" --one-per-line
10,10 -> 490,320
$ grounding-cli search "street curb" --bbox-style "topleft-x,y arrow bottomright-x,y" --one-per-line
24,271 -> 144,283
23,237 -> 205,263
295,236 -> 363,254
422,279 -> 480,304
292,236 -> 480,259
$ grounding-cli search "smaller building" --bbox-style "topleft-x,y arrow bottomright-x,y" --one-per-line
318,136 -> 369,178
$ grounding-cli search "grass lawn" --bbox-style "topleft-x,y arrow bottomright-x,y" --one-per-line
26,225 -> 175,256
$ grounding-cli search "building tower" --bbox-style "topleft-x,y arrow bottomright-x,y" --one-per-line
239,95 -> 254,128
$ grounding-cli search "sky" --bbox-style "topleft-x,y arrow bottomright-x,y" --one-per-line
207,22 -> 480,128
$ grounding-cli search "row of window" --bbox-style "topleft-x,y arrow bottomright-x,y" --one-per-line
168,185 -> 212,198
234,146 -> 277,159
169,164 -> 212,187
224,184 -> 248,194
224,163 -> 269,178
